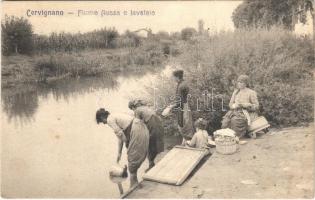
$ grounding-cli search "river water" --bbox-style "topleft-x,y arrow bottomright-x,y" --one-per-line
1,67 -> 180,198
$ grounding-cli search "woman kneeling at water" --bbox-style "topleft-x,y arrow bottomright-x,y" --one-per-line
221,75 -> 259,138
128,99 -> 164,172
96,108 -> 149,188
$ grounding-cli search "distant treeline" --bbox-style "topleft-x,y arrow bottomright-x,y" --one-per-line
1,15 -> 200,55
34,28 -> 125,53
1,15 -> 141,55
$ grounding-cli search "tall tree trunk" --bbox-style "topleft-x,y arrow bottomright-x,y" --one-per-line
291,7 -> 296,31
312,7 -> 314,39
312,1 -> 314,60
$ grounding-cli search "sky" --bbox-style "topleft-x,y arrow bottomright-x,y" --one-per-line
2,1 -> 313,36
2,1 -> 242,35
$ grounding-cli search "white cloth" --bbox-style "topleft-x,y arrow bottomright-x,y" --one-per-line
162,106 -> 172,116
242,109 -> 251,126
213,128 -> 236,138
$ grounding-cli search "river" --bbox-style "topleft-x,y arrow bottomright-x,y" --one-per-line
1,67 -> 180,198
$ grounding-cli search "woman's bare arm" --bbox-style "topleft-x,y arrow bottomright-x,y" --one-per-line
117,138 -> 123,163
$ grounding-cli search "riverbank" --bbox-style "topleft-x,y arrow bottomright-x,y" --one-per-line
1,47 -> 166,88
126,125 -> 314,198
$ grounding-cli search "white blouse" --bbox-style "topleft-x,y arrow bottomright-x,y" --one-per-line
107,113 -> 134,136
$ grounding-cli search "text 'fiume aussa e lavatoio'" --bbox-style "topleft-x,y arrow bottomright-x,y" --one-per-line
26,9 -> 156,17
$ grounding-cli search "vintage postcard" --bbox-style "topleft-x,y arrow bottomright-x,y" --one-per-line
1,0 -> 314,198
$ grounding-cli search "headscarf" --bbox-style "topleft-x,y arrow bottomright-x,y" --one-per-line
237,75 -> 250,87
128,99 -> 147,109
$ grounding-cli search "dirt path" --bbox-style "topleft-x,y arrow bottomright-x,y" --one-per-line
127,125 -> 314,198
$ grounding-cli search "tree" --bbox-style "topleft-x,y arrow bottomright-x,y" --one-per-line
106,27 -> 119,48
170,31 -> 181,40
232,0 -> 314,30
181,27 -> 197,41
156,31 -> 170,40
1,15 -> 34,55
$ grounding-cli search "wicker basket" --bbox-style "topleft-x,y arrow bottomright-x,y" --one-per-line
215,139 -> 237,155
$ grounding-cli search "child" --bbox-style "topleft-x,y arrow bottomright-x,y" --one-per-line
186,118 -> 209,149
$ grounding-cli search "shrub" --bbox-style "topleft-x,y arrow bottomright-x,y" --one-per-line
1,15 -> 34,55
34,53 -> 108,80
181,27 -> 198,41
33,28 -> 119,54
146,28 -> 314,135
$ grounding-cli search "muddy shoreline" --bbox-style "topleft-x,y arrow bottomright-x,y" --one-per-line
126,125 -> 314,199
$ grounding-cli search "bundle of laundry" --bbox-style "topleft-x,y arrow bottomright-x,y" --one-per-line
213,128 -> 239,155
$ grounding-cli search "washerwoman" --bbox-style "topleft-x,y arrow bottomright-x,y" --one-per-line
221,75 -> 259,138
96,108 -> 149,188
128,99 -> 164,172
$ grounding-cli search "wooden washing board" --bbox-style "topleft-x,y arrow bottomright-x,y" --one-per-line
142,145 -> 208,185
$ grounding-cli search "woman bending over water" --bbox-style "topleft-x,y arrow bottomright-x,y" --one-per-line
128,99 -> 164,172
96,108 -> 149,188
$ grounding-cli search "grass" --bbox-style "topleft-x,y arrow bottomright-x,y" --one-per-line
1,43 -> 169,88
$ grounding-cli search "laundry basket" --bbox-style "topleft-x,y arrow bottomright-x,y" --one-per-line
214,129 -> 238,155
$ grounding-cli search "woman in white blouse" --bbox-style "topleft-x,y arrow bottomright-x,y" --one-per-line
221,75 -> 259,138
96,108 -> 149,188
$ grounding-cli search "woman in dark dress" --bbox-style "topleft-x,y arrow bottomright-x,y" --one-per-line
166,70 -> 194,144
128,100 -> 164,172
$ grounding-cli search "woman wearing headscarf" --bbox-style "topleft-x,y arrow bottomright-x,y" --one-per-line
221,75 -> 259,138
165,69 -> 194,144
128,99 -> 164,172
96,108 -> 149,188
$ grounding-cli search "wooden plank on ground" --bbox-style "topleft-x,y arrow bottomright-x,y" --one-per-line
142,145 -> 208,185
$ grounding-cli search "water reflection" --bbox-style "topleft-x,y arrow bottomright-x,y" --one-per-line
2,88 -> 38,126
1,69 -> 155,126
1,78 -> 117,126
1,66 -> 168,198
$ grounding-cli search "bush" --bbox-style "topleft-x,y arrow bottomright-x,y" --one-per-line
147,28 -> 314,135
34,53 -> 109,80
181,27 -> 197,41
33,28 -> 119,54
1,15 -> 34,55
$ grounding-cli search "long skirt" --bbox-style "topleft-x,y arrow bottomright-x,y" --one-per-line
127,119 -> 149,174
221,110 -> 248,137
177,103 -> 194,140
146,115 -> 164,162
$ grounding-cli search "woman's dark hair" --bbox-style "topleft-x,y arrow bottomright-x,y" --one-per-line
172,69 -> 184,79
96,108 -> 110,124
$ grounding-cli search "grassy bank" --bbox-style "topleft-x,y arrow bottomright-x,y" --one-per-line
145,28 -> 314,131
2,28 -> 314,129
1,43 -> 169,88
